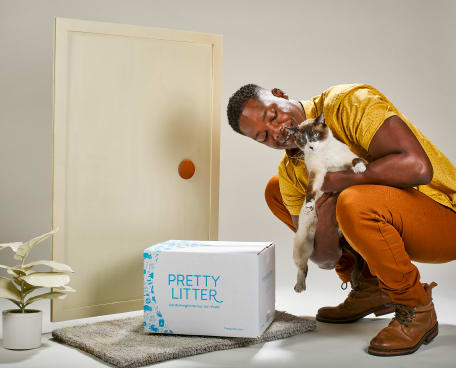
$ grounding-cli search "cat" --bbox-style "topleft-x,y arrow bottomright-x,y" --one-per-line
285,113 -> 368,292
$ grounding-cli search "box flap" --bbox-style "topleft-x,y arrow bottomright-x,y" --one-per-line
144,240 -> 274,254
257,242 -> 274,255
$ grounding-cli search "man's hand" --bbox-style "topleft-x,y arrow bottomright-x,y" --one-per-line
310,192 -> 342,269
321,171 -> 356,194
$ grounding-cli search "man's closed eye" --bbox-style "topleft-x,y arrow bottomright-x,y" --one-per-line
258,131 -> 268,143
271,109 -> 277,122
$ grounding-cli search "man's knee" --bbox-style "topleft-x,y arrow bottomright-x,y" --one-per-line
336,186 -> 366,221
336,185 -> 390,234
265,175 -> 280,210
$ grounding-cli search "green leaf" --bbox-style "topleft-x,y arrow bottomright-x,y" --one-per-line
53,285 -> 76,293
22,260 -> 74,273
23,286 -> 41,298
14,228 -> 59,262
1,265 -> 28,276
0,277 -> 21,301
25,291 -> 67,307
7,267 -> 29,277
0,242 -> 23,252
12,276 -> 36,294
20,272 -> 70,288
6,298 -> 22,308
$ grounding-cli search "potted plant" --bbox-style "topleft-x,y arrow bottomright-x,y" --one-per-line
0,228 -> 75,350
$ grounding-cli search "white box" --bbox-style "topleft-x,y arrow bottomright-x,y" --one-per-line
144,240 -> 275,337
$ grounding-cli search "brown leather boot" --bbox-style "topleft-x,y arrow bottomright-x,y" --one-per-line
316,273 -> 394,323
368,282 -> 439,356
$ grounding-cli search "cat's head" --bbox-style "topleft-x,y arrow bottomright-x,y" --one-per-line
285,114 -> 329,153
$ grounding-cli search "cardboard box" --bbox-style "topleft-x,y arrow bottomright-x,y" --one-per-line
144,240 -> 275,337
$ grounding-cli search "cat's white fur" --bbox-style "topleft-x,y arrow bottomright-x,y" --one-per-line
292,116 -> 367,292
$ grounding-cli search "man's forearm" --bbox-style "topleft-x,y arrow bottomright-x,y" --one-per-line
363,115 -> 433,188
357,152 -> 432,187
323,152 -> 433,194
310,216 -> 342,269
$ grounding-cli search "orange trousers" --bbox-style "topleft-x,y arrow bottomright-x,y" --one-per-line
265,176 -> 456,306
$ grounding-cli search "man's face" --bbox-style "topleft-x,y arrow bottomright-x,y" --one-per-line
238,88 -> 306,150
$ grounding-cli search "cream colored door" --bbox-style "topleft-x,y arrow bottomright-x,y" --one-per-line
52,18 -> 221,321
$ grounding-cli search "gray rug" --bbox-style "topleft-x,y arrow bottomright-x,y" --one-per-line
52,311 -> 316,367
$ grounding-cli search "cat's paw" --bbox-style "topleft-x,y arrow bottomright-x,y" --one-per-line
294,281 -> 306,293
352,162 -> 366,174
304,201 -> 315,213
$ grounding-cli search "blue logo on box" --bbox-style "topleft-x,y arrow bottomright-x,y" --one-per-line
144,240 -> 200,334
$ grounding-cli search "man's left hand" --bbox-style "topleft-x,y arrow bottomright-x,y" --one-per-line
321,170 -> 362,193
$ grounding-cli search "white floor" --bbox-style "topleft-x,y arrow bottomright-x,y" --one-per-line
1,288 -> 455,368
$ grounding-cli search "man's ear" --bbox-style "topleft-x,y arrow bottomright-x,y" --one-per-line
271,88 -> 289,99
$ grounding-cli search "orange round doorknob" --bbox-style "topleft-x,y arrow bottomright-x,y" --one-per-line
178,159 -> 195,179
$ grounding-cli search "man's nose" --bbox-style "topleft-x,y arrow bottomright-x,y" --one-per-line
269,125 -> 283,142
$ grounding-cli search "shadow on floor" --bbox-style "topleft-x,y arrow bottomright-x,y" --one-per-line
2,318 -> 455,368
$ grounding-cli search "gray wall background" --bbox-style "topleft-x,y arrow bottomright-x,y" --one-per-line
1,0 -> 455,318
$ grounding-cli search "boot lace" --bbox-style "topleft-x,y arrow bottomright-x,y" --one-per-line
340,282 -> 361,304
391,303 -> 416,327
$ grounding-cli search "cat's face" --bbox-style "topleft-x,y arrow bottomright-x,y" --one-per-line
285,114 -> 329,153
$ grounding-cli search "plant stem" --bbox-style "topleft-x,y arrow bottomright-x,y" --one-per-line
20,255 -> 25,312
20,279 -> 25,313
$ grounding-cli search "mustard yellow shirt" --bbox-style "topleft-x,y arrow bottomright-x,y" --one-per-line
278,84 -> 456,215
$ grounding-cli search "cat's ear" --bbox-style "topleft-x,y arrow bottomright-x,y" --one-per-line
316,114 -> 326,126
284,126 -> 299,134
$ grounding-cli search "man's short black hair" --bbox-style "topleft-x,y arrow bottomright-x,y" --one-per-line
227,83 -> 262,134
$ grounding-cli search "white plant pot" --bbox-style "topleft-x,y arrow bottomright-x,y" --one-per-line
2,309 -> 43,350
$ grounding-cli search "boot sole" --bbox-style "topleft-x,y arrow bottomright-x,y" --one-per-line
316,303 -> 395,324
367,322 -> 439,357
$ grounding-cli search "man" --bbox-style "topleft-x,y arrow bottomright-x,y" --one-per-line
226,83 -> 456,356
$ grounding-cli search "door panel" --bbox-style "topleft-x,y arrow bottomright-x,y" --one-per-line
52,18 -> 221,321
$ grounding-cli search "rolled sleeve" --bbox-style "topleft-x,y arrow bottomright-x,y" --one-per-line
339,87 -> 397,151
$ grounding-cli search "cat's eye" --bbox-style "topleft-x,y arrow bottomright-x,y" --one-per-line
313,132 -> 319,139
